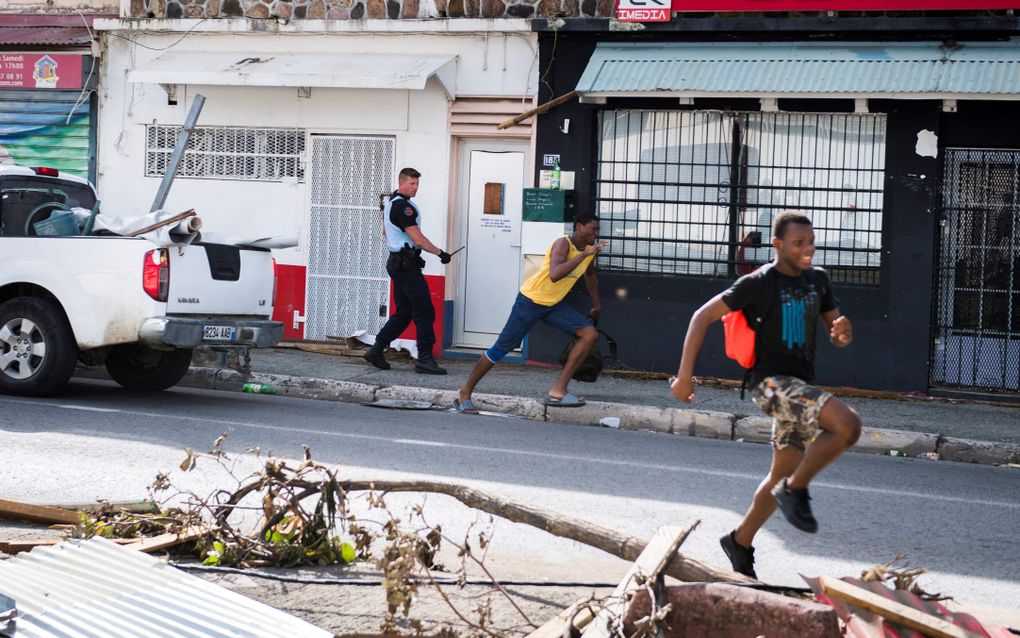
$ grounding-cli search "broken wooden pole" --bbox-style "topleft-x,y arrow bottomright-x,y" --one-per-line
497,91 -> 577,130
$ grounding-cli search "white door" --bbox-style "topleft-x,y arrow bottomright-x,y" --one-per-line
454,141 -> 528,348
304,134 -> 394,340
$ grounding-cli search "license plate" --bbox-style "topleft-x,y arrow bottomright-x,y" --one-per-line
203,325 -> 236,341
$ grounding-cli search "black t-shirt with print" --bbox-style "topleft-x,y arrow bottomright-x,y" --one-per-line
389,192 -> 419,231
721,266 -> 839,386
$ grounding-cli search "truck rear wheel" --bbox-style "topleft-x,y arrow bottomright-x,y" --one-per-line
0,297 -> 78,396
105,344 -> 193,391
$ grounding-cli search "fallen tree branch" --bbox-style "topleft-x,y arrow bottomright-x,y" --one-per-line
338,480 -> 752,584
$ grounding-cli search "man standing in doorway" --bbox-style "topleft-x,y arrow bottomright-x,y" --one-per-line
363,167 -> 452,375
454,212 -> 608,412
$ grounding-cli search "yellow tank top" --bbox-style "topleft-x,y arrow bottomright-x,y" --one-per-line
519,235 -> 594,307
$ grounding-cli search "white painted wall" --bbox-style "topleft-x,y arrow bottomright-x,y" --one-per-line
95,22 -> 538,279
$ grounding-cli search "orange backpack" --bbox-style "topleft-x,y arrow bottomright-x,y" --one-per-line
721,264 -> 776,370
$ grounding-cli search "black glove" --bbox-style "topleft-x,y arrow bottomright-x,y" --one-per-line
439,250 -> 452,264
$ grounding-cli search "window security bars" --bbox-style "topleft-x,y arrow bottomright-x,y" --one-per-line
595,110 -> 886,284
145,125 -> 305,182
932,148 -> 1020,392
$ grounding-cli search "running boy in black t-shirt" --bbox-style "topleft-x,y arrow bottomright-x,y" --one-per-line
670,211 -> 862,579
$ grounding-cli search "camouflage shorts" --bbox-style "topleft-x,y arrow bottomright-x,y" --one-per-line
750,375 -> 833,452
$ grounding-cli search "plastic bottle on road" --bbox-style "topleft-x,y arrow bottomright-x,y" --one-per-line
242,383 -> 277,395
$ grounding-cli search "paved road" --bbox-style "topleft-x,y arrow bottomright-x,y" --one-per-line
2,379 -> 1018,612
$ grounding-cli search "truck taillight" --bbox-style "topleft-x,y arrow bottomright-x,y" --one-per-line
31,166 -> 59,177
143,249 -> 169,301
272,258 -> 278,306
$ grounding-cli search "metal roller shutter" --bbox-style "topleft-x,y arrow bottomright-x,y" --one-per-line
0,87 -> 91,179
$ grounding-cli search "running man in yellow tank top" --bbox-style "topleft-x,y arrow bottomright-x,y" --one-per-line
453,212 -> 609,413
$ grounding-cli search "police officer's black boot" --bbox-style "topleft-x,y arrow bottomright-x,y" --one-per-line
363,344 -> 390,370
414,354 -> 447,375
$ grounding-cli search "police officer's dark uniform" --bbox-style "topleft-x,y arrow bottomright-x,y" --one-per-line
363,187 -> 450,374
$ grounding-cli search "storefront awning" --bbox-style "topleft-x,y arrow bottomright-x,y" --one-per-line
576,41 -> 1020,102
128,51 -> 457,98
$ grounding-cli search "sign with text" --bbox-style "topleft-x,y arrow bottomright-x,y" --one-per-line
669,0 -> 1019,10
0,54 -> 83,90
617,0 -> 671,21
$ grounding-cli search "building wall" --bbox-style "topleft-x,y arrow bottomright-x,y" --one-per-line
524,32 -> 990,392
95,22 -> 537,347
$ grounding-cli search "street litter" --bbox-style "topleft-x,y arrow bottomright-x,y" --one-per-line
364,398 -> 434,410
242,382 -> 278,394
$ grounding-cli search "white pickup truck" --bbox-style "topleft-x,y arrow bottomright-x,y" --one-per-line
0,165 -> 283,396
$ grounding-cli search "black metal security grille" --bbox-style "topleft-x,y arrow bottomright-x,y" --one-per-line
595,110 -> 886,284
932,148 -> 1020,393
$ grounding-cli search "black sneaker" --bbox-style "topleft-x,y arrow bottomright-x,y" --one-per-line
771,478 -> 818,533
414,356 -> 447,375
719,532 -> 757,579
363,347 -> 390,370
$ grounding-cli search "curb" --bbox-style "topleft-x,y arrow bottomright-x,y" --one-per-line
73,366 -> 1020,468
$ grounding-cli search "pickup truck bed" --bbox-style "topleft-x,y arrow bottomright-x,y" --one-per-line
0,165 -> 282,396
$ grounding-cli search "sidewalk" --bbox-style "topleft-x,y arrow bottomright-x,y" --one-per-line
80,346 -> 1020,466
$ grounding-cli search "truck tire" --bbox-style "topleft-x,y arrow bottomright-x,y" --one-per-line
0,297 -> 79,396
105,344 -> 193,391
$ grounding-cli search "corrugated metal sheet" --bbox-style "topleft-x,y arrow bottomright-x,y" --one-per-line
0,27 -> 92,46
0,537 -> 332,638
576,41 -> 1020,99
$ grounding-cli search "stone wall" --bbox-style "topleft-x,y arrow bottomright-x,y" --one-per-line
130,0 -> 1014,21
133,0 -> 616,19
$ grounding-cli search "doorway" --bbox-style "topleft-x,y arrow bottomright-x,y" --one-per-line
453,141 -> 529,349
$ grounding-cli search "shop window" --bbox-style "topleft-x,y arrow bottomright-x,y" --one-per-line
145,125 -> 305,182
595,110 -> 886,285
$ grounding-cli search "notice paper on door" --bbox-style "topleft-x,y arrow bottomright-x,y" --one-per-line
480,217 -> 513,233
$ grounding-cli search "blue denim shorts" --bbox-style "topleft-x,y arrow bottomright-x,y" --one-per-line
485,293 -> 592,363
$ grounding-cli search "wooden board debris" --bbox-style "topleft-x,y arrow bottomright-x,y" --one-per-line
122,526 -> 210,553
527,602 -> 596,638
581,523 -> 698,638
0,498 -> 79,524
0,538 -> 136,554
819,576 -> 984,638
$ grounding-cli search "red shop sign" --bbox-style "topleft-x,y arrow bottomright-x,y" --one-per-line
0,53 -> 83,90
670,0 -> 1020,10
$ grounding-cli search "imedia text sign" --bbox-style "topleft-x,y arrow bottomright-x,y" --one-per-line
616,0 -> 670,21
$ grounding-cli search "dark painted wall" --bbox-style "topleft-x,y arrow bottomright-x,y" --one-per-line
527,33 -> 967,392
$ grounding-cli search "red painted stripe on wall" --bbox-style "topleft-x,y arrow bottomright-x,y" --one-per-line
390,274 -> 446,359
272,264 -> 306,340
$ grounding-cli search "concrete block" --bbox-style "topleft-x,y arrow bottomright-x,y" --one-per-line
734,416 -> 773,444
543,401 -> 676,434
375,385 -> 457,407
623,583 -> 841,638
856,427 -> 937,456
673,408 -> 734,439
468,392 -> 545,420
248,372 -> 375,404
938,437 -> 1020,466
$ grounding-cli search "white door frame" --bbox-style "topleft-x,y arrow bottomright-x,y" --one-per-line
452,138 -> 531,349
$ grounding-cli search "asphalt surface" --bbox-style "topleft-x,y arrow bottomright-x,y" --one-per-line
1,379 -> 1018,612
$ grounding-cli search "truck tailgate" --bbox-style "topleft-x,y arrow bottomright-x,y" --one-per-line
165,243 -> 274,316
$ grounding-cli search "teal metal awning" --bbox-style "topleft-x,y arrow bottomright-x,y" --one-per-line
576,41 -> 1020,102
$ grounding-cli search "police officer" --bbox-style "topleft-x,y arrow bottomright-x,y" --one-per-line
363,167 -> 451,375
